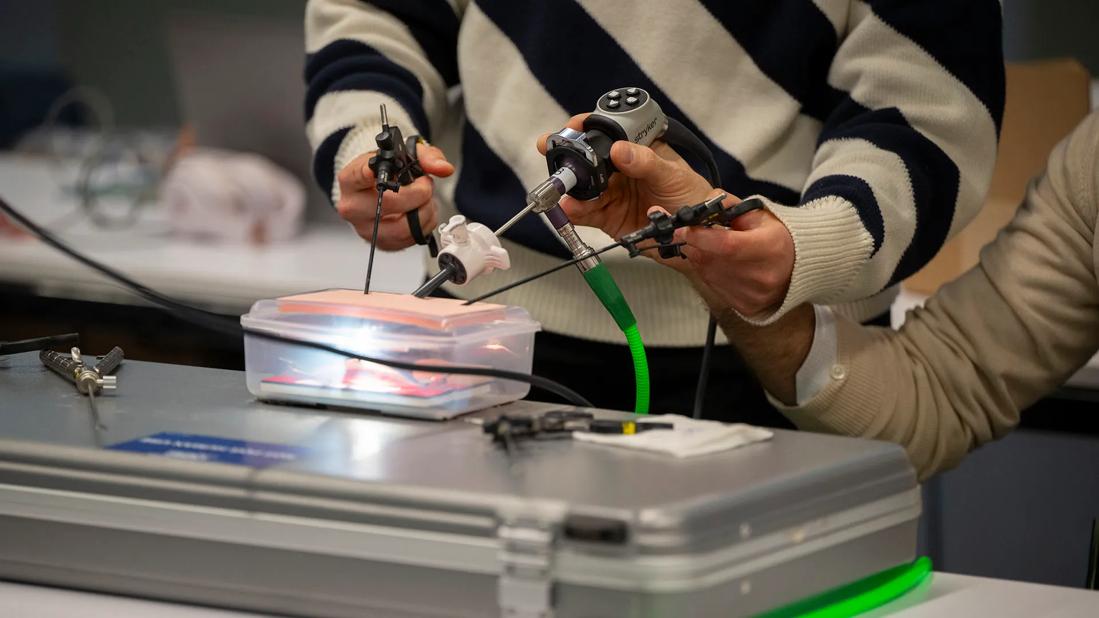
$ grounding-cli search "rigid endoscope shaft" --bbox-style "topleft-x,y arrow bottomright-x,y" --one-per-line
493,202 -> 536,238
501,166 -> 601,272
494,167 -> 579,238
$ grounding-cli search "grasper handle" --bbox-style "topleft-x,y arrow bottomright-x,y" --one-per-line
95,346 -> 125,376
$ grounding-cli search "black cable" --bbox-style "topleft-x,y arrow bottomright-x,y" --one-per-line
463,241 -> 686,306
363,188 -> 385,294
692,316 -> 717,419
662,117 -> 723,419
1087,517 -> 1098,590
664,117 -> 722,189
638,241 -> 686,254
0,333 -> 80,357
0,196 -> 227,320
463,242 -> 623,305
0,194 -> 594,408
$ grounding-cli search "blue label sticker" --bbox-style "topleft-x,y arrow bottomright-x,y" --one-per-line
110,432 -> 307,468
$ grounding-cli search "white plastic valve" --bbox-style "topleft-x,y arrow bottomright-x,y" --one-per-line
437,215 -> 511,284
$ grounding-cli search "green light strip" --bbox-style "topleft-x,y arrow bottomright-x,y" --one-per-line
757,557 -> 933,618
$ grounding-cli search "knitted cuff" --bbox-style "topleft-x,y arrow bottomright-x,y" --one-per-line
740,195 -> 874,326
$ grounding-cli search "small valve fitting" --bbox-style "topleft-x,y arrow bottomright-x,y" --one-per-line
437,215 -> 511,285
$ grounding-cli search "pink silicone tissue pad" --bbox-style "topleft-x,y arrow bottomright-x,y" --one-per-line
276,290 -> 508,330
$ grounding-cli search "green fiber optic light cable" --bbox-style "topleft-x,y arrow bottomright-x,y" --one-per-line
581,263 -> 650,414
458,239 -> 650,413
623,324 -> 650,415
757,557 -> 933,618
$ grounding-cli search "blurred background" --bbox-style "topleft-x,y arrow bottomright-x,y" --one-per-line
0,0 -> 423,370
1,0 -> 1098,594
3,0 -> 1098,128
1,0 -> 325,215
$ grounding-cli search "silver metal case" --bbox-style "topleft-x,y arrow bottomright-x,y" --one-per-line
0,355 -> 921,617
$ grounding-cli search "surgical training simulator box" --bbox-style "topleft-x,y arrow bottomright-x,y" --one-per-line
241,289 -> 541,418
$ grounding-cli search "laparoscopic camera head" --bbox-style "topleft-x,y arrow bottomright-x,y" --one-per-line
544,87 -> 669,201
495,88 -> 672,281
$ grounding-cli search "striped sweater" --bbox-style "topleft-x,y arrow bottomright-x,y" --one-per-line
305,0 -> 1004,346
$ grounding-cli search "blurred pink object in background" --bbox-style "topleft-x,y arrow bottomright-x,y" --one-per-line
160,148 -> 305,244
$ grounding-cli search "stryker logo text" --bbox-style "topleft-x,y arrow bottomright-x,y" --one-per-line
633,116 -> 659,143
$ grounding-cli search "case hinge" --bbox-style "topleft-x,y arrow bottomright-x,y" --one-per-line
497,519 -> 556,617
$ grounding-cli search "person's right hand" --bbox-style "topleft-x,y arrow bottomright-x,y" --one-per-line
335,143 -> 454,250
536,114 -> 714,241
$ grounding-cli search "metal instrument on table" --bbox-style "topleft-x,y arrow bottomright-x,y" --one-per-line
40,346 -> 124,429
482,409 -> 673,452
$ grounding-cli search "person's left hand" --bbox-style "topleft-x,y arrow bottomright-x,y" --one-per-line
670,200 -> 796,319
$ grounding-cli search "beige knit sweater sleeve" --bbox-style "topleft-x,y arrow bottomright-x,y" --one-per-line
780,111 -> 1099,481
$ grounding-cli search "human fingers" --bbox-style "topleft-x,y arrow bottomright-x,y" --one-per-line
535,113 -> 591,155
416,142 -> 455,177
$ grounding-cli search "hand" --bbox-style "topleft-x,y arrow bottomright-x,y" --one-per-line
536,114 -> 713,240
335,143 -> 454,250
674,203 -> 796,318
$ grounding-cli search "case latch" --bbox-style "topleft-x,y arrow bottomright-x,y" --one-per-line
497,519 -> 556,617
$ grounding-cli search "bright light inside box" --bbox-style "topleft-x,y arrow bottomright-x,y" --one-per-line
249,290 -> 539,416
296,335 -> 484,398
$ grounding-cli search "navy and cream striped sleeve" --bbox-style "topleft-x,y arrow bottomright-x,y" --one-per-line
749,0 -> 1005,324
304,0 -> 461,203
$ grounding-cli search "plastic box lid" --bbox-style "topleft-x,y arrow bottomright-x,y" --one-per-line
241,289 -> 541,345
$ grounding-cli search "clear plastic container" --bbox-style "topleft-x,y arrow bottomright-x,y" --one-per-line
241,290 -> 541,419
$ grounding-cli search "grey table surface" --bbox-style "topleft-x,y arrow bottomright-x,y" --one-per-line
1,352 -> 1097,616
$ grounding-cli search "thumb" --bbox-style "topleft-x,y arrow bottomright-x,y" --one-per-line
609,141 -> 673,182
646,205 -> 671,216
536,113 -> 590,155
417,143 -> 455,177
